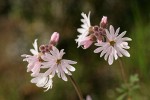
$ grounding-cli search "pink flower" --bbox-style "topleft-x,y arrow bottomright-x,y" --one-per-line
41,46 -> 77,81
94,25 -> 132,65
21,39 -> 42,76
50,32 -> 60,45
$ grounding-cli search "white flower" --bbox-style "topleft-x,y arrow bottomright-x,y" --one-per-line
31,73 -> 53,92
41,46 -> 77,81
21,39 -> 42,76
94,25 -> 132,65
76,12 -> 91,48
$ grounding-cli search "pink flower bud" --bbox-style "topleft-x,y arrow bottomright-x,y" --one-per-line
100,16 -> 107,28
80,36 -> 93,49
50,32 -> 59,45
86,95 -> 92,100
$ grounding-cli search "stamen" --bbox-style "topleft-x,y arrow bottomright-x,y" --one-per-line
56,59 -> 61,65
38,53 -> 44,62
39,57 -> 44,62
109,41 -> 115,46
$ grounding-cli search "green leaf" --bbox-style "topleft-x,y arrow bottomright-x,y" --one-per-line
117,93 -> 127,100
121,84 -> 128,90
131,85 -> 140,91
116,88 -> 124,93
129,74 -> 139,83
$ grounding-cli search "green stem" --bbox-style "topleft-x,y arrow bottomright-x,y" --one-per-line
118,59 -> 132,100
67,75 -> 83,100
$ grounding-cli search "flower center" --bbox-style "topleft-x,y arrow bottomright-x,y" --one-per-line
38,57 -> 44,62
56,59 -> 61,65
109,41 -> 115,46
38,53 -> 44,62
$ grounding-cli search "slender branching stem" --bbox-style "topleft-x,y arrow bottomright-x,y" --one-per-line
67,75 -> 83,100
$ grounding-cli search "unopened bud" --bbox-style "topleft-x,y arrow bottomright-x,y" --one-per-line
50,32 -> 59,45
100,16 -> 107,28
39,45 -> 45,51
93,26 -> 99,33
39,44 -> 52,54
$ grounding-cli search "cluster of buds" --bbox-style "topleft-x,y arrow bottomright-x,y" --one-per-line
39,44 -> 52,54
39,32 -> 59,54
93,16 -> 107,42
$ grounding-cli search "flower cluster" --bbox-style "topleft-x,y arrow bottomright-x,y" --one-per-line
76,12 -> 132,65
21,11 -> 133,100
21,32 -> 77,91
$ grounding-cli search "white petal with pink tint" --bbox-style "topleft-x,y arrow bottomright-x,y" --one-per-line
31,74 -> 53,91
21,39 -> 42,76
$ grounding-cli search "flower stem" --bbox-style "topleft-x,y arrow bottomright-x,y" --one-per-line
67,75 -> 83,100
118,58 -> 127,84
118,59 -> 132,100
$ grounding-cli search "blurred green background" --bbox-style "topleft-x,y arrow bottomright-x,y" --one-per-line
0,0 -> 150,100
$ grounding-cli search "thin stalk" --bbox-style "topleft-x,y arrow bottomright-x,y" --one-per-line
118,58 -> 132,100
118,58 -> 127,84
67,75 -> 83,100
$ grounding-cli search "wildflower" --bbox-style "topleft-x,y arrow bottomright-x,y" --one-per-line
76,12 -> 92,48
31,73 -> 53,92
94,25 -> 132,65
21,39 -> 42,76
41,46 -> 77,81
76,12 -> 109,49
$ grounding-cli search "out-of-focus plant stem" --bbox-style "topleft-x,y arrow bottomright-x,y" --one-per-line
118,58 -> 127,84
118,58 -> 132,100
67,75 -> 83,100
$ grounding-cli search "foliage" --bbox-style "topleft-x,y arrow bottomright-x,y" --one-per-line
116,74 -> 140,100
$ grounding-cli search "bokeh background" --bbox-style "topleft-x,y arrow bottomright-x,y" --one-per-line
0,0 -> 150,100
